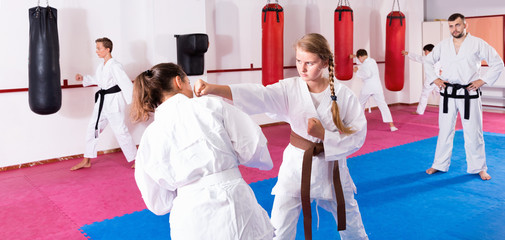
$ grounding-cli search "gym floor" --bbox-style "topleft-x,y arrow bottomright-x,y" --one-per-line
1,104 -> 504,239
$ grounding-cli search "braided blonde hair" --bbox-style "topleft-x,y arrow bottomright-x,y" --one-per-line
296,33 -> 355,134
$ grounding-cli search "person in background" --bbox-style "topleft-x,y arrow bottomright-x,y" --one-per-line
71,37 -> 137,170
352,49 -> 398,132
402,44 -> 441,115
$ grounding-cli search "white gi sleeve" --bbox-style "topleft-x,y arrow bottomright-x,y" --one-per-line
424,44 -> 441,84
111,62 -> 134,104
134,128 -> 176,215
407,52 -> 424,63
230,81 -> 289,122
323,89 -> 367,160
355,63 -> 373,80
82,66 -> 99,87
222,100 -> 273,170
434,62 -> 442,78
478,40 -> 505,86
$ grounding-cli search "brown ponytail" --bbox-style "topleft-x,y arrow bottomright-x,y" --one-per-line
131,63 -> 187,122
297,33 -> 355,134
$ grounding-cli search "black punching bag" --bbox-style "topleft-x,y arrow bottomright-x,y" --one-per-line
174,34 -> 209,76
28,6 -> 61,115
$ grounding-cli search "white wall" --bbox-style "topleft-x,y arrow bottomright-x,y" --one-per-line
424,0 -> 505,21
0,0 -> 425,167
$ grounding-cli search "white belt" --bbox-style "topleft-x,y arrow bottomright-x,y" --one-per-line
177,168 -> 242,194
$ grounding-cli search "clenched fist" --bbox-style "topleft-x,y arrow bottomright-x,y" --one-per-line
307,118 -> 325,140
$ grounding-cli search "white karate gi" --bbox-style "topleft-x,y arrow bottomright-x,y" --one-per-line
82,58 -> 137,161
134,94 -> 274,240
424,33 -> 504,173
230,77 -> 368,240
406,52 -> 440,115
355,58 -> 394,123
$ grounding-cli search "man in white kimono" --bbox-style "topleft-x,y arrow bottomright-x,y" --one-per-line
353,49 -> 398,131
71,37 -> 137,170
424,13 -> 504,180
402,44 -> 441,115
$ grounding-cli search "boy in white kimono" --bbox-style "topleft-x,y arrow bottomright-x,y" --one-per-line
424,13 -> 504,180
132,63 -> 274,239
402,44 -> 441,115
195,33 -> 368,240
352,49 -> 398,132
71,38 -> 137,170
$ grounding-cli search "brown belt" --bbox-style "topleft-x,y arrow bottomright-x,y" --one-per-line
290,130 -> 346,240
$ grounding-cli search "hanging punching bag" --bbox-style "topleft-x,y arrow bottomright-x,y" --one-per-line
262,1 -> 284,86
385,0 -> 406,91
334,0 -> 353,81
28,5 -> 61,115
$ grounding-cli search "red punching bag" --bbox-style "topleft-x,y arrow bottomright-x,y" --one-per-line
334,0 -> 353,81
262,1 -> 284,86
385,0 -> 406,91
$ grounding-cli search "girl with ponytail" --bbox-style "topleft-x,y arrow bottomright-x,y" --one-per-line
132,63 -> 275,239
194,33 -> 368,239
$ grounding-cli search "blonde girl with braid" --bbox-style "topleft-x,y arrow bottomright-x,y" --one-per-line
132,63 -> 275,239
194,33 -> 368,239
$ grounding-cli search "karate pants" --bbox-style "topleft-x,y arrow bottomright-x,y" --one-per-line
359,91 -> 393,123
432,88 -> 486,173
270,169 -> 368,240
416,84 -> 438,115
84,109 -> 137,162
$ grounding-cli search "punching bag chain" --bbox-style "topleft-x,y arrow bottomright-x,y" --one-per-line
37,0 -> 50,7
35,0 -> 52,18
338,0 -> 351,7
391,0 -> 401,12
266,0 -> 279,4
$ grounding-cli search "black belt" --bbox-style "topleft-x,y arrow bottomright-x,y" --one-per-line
440,83 -> 481,120
94,85 -> 121,138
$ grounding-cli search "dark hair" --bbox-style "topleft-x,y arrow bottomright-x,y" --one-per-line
96,37 -> 113,53
356,49 -> 368,57
423,44 -> 434,52
448,13 -> 465,22
296,33 -> 355,134
131,63 -> 188,122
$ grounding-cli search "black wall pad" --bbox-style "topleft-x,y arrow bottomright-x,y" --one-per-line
174,33 -> 209,76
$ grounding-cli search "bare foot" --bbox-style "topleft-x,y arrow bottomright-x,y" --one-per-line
426,168 -> 439,175
479,171 -> 491,180
70,158 -> 91,171
389,122 -> 398,132
131,163 -> 135,169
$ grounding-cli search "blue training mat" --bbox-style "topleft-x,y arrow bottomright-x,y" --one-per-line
80,131 -> 505,240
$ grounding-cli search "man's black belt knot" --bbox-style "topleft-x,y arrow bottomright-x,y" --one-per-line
440,83 -> 481,120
